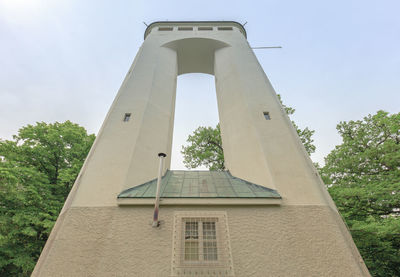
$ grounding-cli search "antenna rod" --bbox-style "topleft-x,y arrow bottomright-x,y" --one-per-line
251,46 -> 282,49
152,153 -> 166,227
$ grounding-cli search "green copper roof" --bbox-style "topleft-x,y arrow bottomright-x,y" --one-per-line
118,170 -> 281,199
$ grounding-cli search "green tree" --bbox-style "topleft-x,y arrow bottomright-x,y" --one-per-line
181,94 -> 315,170
277,94 -> 316,156
182,124 -> 224,170
321,110 -> 400,277
0,121 -> 95,276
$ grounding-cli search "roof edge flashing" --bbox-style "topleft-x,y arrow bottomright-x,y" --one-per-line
117,198 -> 282,206
144,21 -> 247,39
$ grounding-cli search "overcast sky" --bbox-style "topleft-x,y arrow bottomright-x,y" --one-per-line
1,0 -> 399,169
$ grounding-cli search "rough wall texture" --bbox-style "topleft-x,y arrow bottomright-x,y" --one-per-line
34,205 -> 367,277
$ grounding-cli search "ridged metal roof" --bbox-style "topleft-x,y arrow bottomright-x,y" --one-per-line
118,170 -> 281,198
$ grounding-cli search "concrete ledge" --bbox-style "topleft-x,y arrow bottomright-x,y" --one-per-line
144,21 -> 247,39
117,198 -> 281,206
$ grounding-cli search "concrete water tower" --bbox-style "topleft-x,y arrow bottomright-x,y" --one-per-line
33,21 -> 370,277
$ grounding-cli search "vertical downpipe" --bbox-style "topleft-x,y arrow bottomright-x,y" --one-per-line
153,153 -> 166,227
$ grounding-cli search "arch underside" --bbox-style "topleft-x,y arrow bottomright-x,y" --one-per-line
163,37 -> 230,75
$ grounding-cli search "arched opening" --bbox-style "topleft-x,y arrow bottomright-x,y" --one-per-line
170,73 -> 219,170
163,37 -> 229,170
163,37 -> 229,75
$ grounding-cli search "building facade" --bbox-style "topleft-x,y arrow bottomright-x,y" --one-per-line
33,21 -> 370,276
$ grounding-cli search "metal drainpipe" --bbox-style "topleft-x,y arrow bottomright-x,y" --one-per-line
152,153 -> 166,227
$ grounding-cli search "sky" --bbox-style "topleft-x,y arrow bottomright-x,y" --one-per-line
0,0 -> 399,169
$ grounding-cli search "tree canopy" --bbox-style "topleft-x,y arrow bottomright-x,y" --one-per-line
0,121 -> 95,276
321,110 -> 400,277
181,94 -> 315,170
182,124 -> 225,170
182,103 -> 400,276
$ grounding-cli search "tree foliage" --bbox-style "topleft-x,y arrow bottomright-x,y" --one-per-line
181,94 -> 315,170
0,121 -> 95,276
182,124 -> 224,171
277,94 -> 316,156
321,111 -> 400,277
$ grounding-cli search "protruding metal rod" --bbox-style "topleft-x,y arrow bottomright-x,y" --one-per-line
251,46 -> 282,49
152,153 -> 166,227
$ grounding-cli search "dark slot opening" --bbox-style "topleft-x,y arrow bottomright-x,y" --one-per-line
123,113 -> 132,122
217,27 -> 233,31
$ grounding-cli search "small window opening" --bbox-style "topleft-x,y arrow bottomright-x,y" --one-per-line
172,212 -> 234,276
217,27 -> 233,31
158,27 -> 173,31
123,113 -> 131,122
198,27 -> 213,31
178,27 -> 193,31
263,112 -> 271,120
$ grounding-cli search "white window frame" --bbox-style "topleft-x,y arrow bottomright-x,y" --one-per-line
171,211 -> 235,276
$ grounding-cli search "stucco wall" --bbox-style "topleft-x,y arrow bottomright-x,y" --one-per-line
33,205 -> 367,277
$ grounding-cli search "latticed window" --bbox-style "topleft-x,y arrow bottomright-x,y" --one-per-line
172,212 -> 234,276
184,219 -> 218,262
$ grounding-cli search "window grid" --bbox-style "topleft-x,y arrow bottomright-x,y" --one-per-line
183,219 -> 218,262
172,212 -> 234,276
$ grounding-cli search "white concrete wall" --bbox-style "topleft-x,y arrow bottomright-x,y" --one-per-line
214,35 -> 331,206
72,37 -> 178,207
